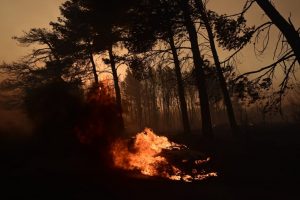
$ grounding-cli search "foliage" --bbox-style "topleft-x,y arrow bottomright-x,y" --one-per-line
210,13 -> 255,51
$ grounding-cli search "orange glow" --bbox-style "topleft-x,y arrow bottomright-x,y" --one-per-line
75,78 -> 122,145
111,128 -> 217,182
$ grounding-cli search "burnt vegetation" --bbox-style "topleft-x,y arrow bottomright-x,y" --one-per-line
0,0 -> 300,199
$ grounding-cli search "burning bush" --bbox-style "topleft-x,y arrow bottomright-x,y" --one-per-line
75,82 -> 123,152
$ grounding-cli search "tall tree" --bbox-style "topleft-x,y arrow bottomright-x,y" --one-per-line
228,0 -> 298,112
125,0 -> 191,133
51,0 -> 100,85
122,69 -> 143,130
167,31 -> 191,133
254,0 -> 300,65
12,28 -> 74,81
194,0 -> 239,135
56,0 -> 139,131
179,0 -> 213,137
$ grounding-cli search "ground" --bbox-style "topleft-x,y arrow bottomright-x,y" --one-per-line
1,123 -> 300,199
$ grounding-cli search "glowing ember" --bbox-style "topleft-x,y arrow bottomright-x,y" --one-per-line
111,128 -> 217,182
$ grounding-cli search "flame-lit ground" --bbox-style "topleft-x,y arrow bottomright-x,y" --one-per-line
2,125 -> 300,199
111,128 -> 217,182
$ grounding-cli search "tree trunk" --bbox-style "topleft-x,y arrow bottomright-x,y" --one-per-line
137,98 -> 142,130
168,30 -> 191,134
150,77 -> 159,129
195,0 -> 239,136
255,0 -> 300,65
108,46 -> 125,131
89,52 -> 99,85
180,0 -> 213,138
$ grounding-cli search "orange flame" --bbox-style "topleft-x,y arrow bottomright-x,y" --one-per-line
111,128 -> 217,182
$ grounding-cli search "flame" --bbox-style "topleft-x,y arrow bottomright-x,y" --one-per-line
111,128 -> 217,182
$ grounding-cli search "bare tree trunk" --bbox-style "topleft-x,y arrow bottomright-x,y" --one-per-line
168,30 -> 191,134
255,0 -> 300,65
180,0 -> 213,138
145,81 -> 151,125
149,75 -> 159,129
89,52 -> 99,85
195,0 -> 239,136
108,46 -> 125,131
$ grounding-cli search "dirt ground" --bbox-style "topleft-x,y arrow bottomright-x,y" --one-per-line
1,123 -> 300,199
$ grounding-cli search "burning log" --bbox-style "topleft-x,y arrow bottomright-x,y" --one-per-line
111,128 -> 217,182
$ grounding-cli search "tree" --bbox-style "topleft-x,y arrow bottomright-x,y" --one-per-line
51,0 -> 100,84
55,0 -> 139,132
12,27 -> 92,83
229,0 -> 299,112
254,0 -> 300,65
125,0 -> 191,133
122,69 -> 143,130
0,60 -> 84,151
194,0 -> 239,135
168,32 -> 191,133
179,0 -> 213,138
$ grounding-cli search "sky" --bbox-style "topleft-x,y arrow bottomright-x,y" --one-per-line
0,0 -> 64,63
0,0 -> 299,75
0,0 -> 64,131
207,0 -> 300,72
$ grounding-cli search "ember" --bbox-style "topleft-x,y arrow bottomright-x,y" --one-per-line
111,128 -> 217,182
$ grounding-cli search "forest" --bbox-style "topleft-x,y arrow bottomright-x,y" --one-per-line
0,0 -> 300,199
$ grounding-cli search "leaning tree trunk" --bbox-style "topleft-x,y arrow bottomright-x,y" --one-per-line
89,52 -> 99,85
108,46 -> 125,131
195,0 -> 239,136
180,0 -> 213,138
87,43 -> 99,85
255,0 -> 300,65
168,30 -> 191,134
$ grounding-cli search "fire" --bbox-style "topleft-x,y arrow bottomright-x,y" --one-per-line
111,128 -> 217,182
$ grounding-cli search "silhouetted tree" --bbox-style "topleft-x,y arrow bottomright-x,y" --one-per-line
223,0 -> 300,113
0,60 -> 84,153
254,0 -> 300,65
194,0 -> 239,135
122,69 -> 143,130
179,0 -> 213,138
125,0 -> 191,133
56,0 -> 140,132
11,27 -> 91,84
50,0 -> 100,84
24,79 -> 83,147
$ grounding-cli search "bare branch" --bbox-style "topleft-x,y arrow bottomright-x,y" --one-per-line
234,51 -> 295,81
222,0 -> 255,18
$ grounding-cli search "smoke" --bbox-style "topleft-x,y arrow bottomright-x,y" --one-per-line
0,108 -> 33,137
